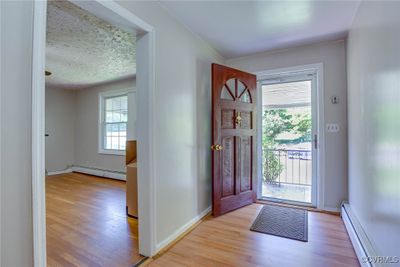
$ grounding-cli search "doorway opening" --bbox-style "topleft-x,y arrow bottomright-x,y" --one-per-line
44,1 -> 141,265
258,65 -> 323,208
32,1 -> 156,265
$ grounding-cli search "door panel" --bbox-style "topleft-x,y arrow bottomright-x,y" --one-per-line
221,136 -> 235,197
221,109 -> 235,129
212,63 -> 257,216
238,111 -> 252,129
238,136 -> 252,193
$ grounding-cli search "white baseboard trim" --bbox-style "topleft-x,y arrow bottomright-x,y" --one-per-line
72,166 -> 126,181
47,166 -> 126,180
323,206 -> 341,213
342,203 -> 379,267
47,168 -> 72,176
155,206 -> 211,252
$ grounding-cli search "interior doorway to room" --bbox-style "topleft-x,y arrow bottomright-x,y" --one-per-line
44,1 -> 142,265
260,73 -> 318,206
32,0 -> 156,265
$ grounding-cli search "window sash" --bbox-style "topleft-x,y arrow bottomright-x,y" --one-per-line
101,94 -> 128,152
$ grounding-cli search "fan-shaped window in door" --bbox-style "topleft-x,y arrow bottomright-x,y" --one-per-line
221,78 -> 252,103
237,80 -> 246,96
239,90 -> 251,103
221,84 -> 234,100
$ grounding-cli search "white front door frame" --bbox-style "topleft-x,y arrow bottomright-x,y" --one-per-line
255,63 -> 325,209
31,1 -> 157,266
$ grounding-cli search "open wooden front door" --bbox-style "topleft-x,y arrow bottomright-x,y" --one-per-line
212,63 -> 257,216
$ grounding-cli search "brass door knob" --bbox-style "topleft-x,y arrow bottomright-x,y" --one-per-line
211,144 -> 223,151
235,112 -> 242,125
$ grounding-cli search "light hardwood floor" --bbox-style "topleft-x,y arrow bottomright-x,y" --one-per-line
46,172 -> 143,267
149,204 -> 360,267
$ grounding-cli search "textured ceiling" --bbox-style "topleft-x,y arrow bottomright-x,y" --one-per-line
46,0 -> 136,89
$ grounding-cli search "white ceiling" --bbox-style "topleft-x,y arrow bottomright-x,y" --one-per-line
46,1 -> 136,89
161,1 -> 360,58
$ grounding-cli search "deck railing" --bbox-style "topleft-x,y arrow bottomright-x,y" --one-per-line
265,149 -> 312,186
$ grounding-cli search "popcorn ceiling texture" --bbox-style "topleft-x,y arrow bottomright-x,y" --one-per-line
46,0 -> 136,89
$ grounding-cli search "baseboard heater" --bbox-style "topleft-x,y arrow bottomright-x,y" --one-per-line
47,166 -> 126,181
341,203 -> 379,267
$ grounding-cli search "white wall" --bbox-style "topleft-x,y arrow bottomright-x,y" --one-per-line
44,78 -> 135,173
0,1 -> 34,266
226,40 -> 348,211
1,1 -> 223,263
117,1 -> 224,247
74,78 -> 135,173
45,88 -> 76,172
347,1 -> 400,258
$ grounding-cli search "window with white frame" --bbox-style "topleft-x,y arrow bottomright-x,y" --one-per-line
99,91 -> 128,154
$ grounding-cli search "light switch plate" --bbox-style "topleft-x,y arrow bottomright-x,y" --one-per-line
326,123 -> 340,133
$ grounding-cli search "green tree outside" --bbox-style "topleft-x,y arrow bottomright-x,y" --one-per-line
263,107 -> 311,183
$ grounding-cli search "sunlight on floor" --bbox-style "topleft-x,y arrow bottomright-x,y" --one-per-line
262,182 -> 311,203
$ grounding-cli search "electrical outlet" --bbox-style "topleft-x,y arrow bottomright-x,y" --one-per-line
326,123 -> 340,133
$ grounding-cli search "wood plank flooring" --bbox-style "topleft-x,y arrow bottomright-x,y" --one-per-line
149,204 -> 360,267
46,172 -> 143,267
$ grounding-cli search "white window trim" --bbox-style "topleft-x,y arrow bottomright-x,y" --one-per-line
98,89 -> 133,156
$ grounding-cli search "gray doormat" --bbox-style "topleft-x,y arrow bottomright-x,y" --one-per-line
250,205 -> 308,242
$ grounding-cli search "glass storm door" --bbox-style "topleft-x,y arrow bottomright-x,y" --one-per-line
260,73 -> 317,206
